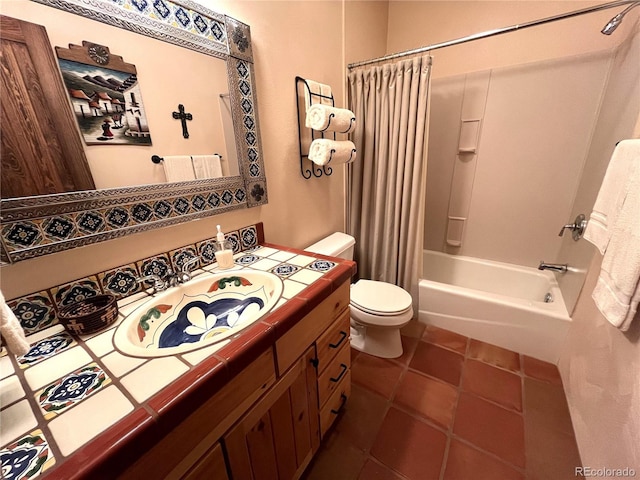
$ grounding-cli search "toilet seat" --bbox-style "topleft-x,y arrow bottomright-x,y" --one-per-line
350,280 -> 413,315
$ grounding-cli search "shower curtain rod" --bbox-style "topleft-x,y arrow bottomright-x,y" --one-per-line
347,0 -> 638,69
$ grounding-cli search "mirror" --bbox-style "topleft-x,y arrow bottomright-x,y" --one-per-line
0,0 -> 267,263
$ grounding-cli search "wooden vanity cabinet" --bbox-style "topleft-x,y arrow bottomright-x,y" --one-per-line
119,280 -> 352,480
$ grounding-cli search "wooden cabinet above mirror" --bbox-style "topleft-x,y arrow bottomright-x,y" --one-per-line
0,0 -> 268,263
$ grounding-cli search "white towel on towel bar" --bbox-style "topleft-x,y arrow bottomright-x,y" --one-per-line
305,105 -> 356,133
585,139 -> 640,331
308,139 -> 356,166
192,154 -> 223,179
163,155 -> 195,183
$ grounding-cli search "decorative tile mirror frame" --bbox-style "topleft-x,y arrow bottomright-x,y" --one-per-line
0,0 -> 267,263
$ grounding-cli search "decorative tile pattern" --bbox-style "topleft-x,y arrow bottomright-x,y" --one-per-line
169,246 -> 198,272
99,264 -> 141,299
271,263 -> 300,278
105,207 -> 130,229
240,226 -> 258,249
225,231 -> 241,253
309,260 -> 337,273
36,364 -> 110,419
3,222 -> 43,249
137,254 -> 172,280
76,211 -> 106,235
52,277 -> 102,309
197,239 -> 217,265
235,254 -> 259,266
0,429 -> 56,480
8,293 -> 57,335
152,200 -> 173,219
42,216 -> 76,241
17,333 -> 76,369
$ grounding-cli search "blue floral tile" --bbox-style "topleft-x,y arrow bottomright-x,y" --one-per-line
99,264 -> 141,299
2,221 -> 43,249
0,429 -> 56,479
17,333 -> 76,369
7,292 -> 57,335
169,246 -> 199,272
221,190 -> 234,205
207,192 -> 221,208
41,215 -> 76,242
234,188 -> 246,203
308,260 -> 337,273
211,20 -> 225,41
105,206 -> 131,229
235,254 -> 259,266
197,239 -> 217,265
36,363 -> 110,419
51,277 -> 102,309
75,211 -> 106,235
271,264 -> 300,278
191,194 -> 207,211
173,197 -> 191,215
153,199 -> 173,219
131,203 -> 154,224
225,231 -> 241,253
137,254 -> 172,282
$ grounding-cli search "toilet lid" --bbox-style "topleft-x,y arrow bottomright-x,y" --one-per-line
350,280 -> 413,315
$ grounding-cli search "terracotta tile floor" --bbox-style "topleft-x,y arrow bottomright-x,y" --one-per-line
302,321 -> 582,480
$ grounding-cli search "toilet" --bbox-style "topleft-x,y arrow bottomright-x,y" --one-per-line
305,232 -> 413,359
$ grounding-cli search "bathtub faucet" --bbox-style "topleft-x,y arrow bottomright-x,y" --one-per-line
538,261 -> 568,273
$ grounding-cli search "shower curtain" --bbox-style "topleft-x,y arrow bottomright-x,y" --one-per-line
348,55 -> 432,307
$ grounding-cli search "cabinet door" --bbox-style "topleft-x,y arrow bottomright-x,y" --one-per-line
224,347 -> 318,480
0,15 -> 95,198
182,443 -> 229,480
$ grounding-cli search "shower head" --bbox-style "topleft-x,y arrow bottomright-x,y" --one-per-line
601,2 -> 640,35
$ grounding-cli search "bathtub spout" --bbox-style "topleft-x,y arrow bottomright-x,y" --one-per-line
538,261 -> 568,273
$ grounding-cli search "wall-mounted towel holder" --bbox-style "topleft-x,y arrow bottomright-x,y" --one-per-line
295,76 -> 334,179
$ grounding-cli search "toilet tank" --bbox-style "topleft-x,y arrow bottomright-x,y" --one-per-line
305,232 -> 355,260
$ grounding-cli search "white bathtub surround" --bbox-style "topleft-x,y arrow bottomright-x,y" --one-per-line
585,139 -> 640,331
419,250 -> 571,363
348,56 -> 432,308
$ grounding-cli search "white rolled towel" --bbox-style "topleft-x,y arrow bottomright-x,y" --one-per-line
0,290 -> 30,356
308,139 -> 356,166
305,105 -> 356,133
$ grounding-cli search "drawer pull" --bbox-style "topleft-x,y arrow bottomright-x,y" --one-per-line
329,331 -> 348,349
330,393 -> 348,415
329,363 -> 348,383
309,357 -> 319,369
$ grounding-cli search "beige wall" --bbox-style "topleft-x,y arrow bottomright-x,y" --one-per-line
0,0 -> 349,299
559,253 -> 640,470
558,24 -> 640,470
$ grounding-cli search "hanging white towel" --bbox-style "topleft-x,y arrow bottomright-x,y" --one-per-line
0,290 -> 30,356
586,139 -> 640,331
162,155 -> 196,183
303,79 -> 333,110
192,154 -> 223,179
583,140 -> 639,254
308,139 -> 356,166
305,105 -> 356,133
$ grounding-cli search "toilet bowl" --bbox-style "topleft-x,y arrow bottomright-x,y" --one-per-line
305,232 -> 414,359
349,279 -> 413,358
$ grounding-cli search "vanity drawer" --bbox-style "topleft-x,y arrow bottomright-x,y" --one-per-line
315,309 -> 350,375
319,370 -> 351,438
276,281 -> 350,374
317,342 -> 350,408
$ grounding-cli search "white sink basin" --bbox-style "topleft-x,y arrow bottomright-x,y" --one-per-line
113,270 -> 283,357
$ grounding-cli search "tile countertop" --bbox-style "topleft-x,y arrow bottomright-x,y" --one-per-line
0,243 -> 356,480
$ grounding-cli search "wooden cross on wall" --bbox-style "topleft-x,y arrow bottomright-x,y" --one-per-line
172,104 -> 192,139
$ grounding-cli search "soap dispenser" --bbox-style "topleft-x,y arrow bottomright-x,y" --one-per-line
213,225 -> 234,269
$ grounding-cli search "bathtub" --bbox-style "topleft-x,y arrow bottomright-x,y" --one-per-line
418,250 -> 571,363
